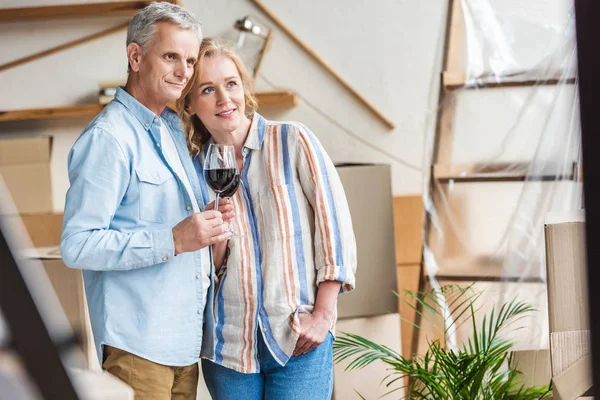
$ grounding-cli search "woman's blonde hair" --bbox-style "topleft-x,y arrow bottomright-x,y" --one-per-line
176,37 -> 258,155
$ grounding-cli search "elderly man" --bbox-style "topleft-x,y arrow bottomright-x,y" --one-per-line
61,3 -> 231,398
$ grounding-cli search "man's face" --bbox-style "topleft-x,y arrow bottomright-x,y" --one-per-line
135,22 -> 200,104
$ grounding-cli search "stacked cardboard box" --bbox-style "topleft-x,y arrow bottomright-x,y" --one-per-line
333,164 -> 402,397
393,195 -> 423,359
0,136 -> 53,214
19,247 -> 98,371
332,313 -> 404,399
544,210 -> 592,399
335,164 -> 399,318
0,135 -> 62,250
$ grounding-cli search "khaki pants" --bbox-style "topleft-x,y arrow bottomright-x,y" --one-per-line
102,345 -> 199,400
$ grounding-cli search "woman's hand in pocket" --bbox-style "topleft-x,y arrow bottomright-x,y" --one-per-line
293,311 -> 330,356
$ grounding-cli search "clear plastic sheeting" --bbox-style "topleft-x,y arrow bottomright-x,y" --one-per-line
460,0 -> 576,86
418,0 -> 581,353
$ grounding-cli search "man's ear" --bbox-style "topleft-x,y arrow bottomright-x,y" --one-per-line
127,43 -> 143,72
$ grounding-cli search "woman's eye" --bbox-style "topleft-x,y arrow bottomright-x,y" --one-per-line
202,87 -> 214,94
227,81 -> 237,88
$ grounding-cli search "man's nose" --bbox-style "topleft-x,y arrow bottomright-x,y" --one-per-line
173,60 -> 188,78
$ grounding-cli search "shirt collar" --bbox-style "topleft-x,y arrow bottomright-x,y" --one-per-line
242,113 -> 267,151
114,86 -> 181,129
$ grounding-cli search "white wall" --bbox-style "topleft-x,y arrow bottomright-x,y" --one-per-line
0,0 -> 450,212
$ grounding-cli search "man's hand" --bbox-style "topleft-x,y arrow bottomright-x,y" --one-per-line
204,198 -> 235,223
292,311 -> 331,356
172,210 -> 231,255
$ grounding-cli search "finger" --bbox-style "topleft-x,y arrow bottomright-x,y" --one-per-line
201,210 -> 222,219
208,231 -> 232,245
218,204 -> 234,213
222,211 -> 235,222
293,336 -> 308,356
207,224 -> 228,237
201,217 -> 224,229
298,338 -> 314,355
204,201 -> 216,211
305,341 -> 320,354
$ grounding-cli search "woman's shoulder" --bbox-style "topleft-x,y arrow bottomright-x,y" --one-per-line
263,118 -> 312,138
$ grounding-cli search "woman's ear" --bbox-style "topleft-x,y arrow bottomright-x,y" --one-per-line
185,103 -> 195,115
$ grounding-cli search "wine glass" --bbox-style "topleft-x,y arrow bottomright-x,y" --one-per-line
204,144 -> 243,238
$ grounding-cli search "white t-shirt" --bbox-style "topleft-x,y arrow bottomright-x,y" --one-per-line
160,122 -> 210,303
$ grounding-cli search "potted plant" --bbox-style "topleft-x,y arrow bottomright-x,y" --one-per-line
333,284 -> 551,399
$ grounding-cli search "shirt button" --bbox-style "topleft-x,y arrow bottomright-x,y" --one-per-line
144,122 -> 150,128
262,327 -> 267,333
156,142 -> 161,148
162,256 -> 168,261
196,274 -> 201,279
132,265 -> 137,269
186,205 -> 192,211
154,117 -> 159,123
155,174 -> 161,180
197,310 -> 202,314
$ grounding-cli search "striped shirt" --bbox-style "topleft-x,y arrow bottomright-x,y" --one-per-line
194,113 -> 357,373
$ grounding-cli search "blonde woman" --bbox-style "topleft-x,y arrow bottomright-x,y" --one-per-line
177,37 -> 357,399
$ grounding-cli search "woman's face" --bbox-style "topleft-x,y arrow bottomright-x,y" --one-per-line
187,54 -> 247,136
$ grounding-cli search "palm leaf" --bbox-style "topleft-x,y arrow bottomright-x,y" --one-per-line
333,284 -> 551,399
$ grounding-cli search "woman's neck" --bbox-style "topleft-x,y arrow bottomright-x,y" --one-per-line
209,116 -> 252,158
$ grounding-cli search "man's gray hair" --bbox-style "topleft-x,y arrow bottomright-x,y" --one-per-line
127,2 -> 202,50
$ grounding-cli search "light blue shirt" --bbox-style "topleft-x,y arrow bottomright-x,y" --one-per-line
61,87 -> 216,366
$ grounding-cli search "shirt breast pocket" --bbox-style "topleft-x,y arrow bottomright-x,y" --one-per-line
258,184 -> 310,241
136,167 -> 175,223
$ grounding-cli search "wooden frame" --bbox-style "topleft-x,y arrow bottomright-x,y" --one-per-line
413,0 -> 581,360
0,1 -> 179,22
0,90 -> 298,123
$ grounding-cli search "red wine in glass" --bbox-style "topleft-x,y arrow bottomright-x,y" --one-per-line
205,168 -> 237,193
221,171 -> 241,198
203,144 -> 244,238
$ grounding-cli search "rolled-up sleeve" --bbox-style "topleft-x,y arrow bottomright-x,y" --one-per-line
294,124 -> 357,292
60,127 -> 174,271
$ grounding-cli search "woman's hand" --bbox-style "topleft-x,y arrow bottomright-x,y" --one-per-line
292,311 -> 331,356
205,198 -> 235,223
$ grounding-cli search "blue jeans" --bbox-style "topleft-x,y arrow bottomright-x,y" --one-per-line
202,332 -> 334,399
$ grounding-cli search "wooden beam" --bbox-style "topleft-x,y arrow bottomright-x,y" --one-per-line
0,104 -> 105,122
443,71 -> 577,91
0,22 -> 129,73
255,89 -> 298,106
0,90 -> 299,123
429,256 -> 544,283
250,0 -> 395,130
0,1 -> 179,22
446,0 -> 465,74
433,162 -> 578,183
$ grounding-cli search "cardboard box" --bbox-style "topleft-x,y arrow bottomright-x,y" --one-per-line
333,313 -> 403,400
0,136 -> 53,214
509,350 -> 551,388
3,213 -> 63,248
22,247 -> 98,370
393,195 -> 423,265
396,263 -> 420,358
335,164 -> 398,318
544,210 -> 592,399
544,210 -> 589,333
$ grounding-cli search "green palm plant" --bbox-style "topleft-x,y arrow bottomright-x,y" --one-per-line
333,285 -> 551,399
